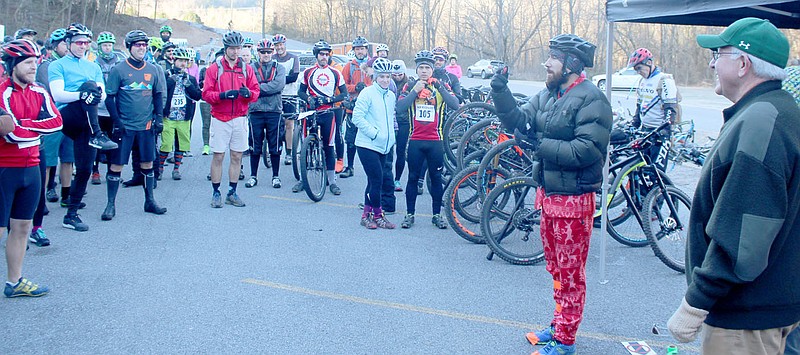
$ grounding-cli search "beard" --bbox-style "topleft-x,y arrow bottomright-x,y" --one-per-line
545,69 -> 566,91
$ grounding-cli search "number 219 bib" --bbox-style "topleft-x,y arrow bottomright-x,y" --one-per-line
415,104 -> 435,122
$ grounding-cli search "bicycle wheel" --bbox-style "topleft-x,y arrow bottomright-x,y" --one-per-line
291,121 -> 303,180
443,102 -> 497,169
480,177 -> 545,265
300,135 -> 326,202
456,119 -> 502,171
642,185 -> 691,273
476,138 -> 535,201
444,165 -> 485,244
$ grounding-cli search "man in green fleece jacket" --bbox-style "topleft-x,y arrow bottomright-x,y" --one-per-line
667,17 -> 800,353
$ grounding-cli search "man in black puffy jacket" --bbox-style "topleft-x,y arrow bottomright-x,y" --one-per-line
490,34 -> 611,355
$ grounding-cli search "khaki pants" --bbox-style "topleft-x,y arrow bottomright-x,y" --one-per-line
702,321 -> 800,355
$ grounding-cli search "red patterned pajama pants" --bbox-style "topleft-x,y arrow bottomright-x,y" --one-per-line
536,188 -> 595,346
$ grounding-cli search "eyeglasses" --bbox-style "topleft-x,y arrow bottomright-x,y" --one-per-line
258,50 -> 274,54
131,43 -> 148,48
72,41 -> 91,46
318,53 -> 331,57
710,51 -> 740,62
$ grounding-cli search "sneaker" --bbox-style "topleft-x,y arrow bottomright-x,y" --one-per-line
238,170 -> 245,181
291,181 -> 303,193
62,213 -> 89,232
28,229 -> 51,247
339,167 -> 354,178
417,181 -> 424,195
226,192 -> 246,207
271,176 -> 281,188
207,173 -> 212,181
360,214 -> 372,227
91,172 -> 102,185
60,198 -> 86,209
335,158 -> 344,173
123,176 -> 144,187
432,214 -> 448,229
46,188 -> 59,202
366,218 -> 378,229
532,340 -> 575,355
401,214 -> 415,229
329,183 -> 342,195
4,278 -> 49,298
284,154 -> 292,165
156,172 -> 162,181
394,180 -> 403,191
526,326 -> 555,345
374,216 -> 396,229
184,151 -> 193,157
211,191 -> 223,208
245,176 -> 258,188
88,133 -> 118,150
202,145 -> 210,155
172,170 -> 182,180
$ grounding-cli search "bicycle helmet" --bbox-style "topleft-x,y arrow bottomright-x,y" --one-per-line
14,28 -> 37,39
160,25 -> 173,34
96,31 -> 116,44
271,34 -> 287,44
627,47 -> 653,68
548,34 -> 596,68
162,41 -> 177,52
312,39 -> 332,56
2,39 -> 41,73
414,49 -> 435,67
186,48 -> 197,60
257,39 -> 274,50
173,47 -> 191,60
65,23 -> 92,41
243,37 -> 255,47
449,54 -> 458,61
372,57 -> 393,74
352,36 -> 369,48
121,30 -> 147,49
431,46 -> 449,60
49,28 -> 67,43
375,43 -> 389,54
222,31 -> 244,48
391,59 -> 407,74
346,50 -> 356,60
148,37 -> 164,50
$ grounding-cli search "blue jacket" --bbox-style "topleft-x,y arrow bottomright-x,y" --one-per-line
352,84 -> 396,154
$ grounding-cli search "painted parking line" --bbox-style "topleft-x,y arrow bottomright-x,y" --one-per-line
259,194 -> 434,218
242,278 -> 699,352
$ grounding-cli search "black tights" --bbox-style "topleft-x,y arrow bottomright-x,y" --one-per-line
405,140 -> 444,215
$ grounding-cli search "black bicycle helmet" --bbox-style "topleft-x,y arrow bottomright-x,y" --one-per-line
65,23 -> 93,40
162,41 -> 177,51
414,49 -> 435,67
312,39 -> 332,56
352,36 -> 369,48
548,34 -> 596,68
14,28 -> 37,39
124,30 -> 149,49
222,31 -> 244,48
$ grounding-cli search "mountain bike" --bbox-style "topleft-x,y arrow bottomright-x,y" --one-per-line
297,108 -> 332,202
281,96 -> 307,180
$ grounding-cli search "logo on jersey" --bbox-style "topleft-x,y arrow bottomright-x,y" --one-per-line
144,73 -> 152,81
315,72 -> 331,87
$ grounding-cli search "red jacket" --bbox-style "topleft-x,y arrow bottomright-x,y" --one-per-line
201,57 -> 259,122
0,79 -> 63,167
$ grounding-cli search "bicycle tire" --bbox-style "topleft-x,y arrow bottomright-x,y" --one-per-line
291,121 -> 303,181
444,165 -> 486,244
476,138 -> 535,201
457,119 -> 502,171
605,161 -> 654,247
642,185 -> 691,273
300,135 -> 326,202
480,177 -> 545,265
443,103 -> 497,169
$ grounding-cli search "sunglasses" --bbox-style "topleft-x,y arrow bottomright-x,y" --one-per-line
73,40 -> 91,46
258,50 -> 274,54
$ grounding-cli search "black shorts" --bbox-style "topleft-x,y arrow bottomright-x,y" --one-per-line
250,112 -> 284,156
111,129 -> 156,165
0,166 -> 41,226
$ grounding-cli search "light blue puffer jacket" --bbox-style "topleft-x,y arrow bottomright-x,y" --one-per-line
352,84 -> 396,154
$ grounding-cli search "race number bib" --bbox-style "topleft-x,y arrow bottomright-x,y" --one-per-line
415,104 -> 435,122
171,94 -> 186,108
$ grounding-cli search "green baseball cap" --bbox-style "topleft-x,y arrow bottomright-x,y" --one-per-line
696,17 -> 789,68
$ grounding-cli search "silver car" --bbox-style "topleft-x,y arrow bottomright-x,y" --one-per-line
466,59 -> 505,79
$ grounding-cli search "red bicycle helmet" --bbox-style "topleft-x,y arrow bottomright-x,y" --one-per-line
2,39 -> 41,59
628,48 -> 653,67
257,38 -> 274,50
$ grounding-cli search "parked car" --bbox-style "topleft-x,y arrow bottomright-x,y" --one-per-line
466,59 -> 505,79
591,67 -> 642,91
297,51 -> 350,72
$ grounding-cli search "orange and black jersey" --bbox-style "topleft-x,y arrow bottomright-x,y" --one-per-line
397,79 -> 459,141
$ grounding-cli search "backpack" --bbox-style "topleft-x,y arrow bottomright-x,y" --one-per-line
214,56 -> 248,84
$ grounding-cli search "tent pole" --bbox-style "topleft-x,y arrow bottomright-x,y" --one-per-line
599,20 -> 614,285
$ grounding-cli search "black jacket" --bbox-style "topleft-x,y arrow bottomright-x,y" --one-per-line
492,79 -> 612,195
163,71 -> 202,121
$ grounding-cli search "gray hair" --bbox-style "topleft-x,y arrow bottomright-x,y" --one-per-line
730,48 -> 787,81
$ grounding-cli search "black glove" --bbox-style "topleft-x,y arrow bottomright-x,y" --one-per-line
79,87 -> 102,106
238,85 -> 251,99
342,99 -> 355,110
111,123 -> 126,141
355,82 -> 366,93
220,90 -> 239,100
490,66 -> 509,92
152,116 -> 164,134
307,98 -> 318,110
